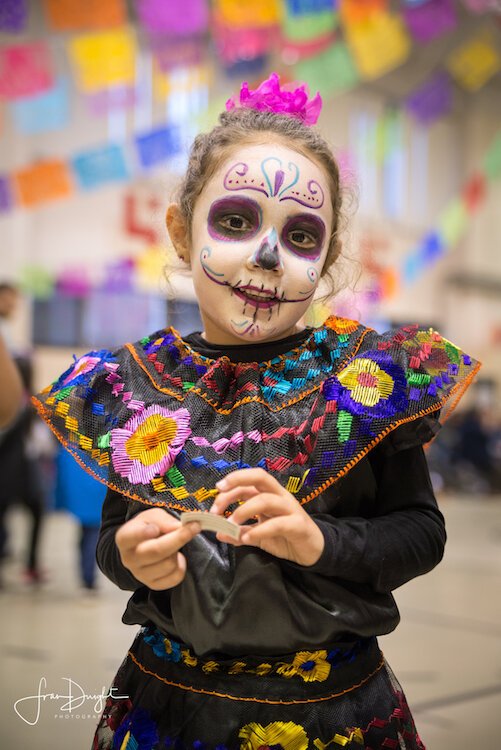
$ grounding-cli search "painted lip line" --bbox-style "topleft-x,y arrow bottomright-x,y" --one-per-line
239,284 -> 276,296
201,265 -> 316,305
233,288 -> 279,309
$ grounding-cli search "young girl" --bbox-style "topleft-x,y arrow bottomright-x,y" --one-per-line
34,73 -> 480,749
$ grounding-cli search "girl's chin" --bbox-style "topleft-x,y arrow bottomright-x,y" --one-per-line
226,321 -> 296,343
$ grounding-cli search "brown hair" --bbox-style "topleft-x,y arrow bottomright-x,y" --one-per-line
174,107 -> 346,294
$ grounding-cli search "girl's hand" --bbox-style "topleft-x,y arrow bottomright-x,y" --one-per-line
115,508 -> 200,591
211,468 -> 324,567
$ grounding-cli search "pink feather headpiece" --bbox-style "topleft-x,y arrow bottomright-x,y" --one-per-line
225,72 -> 322,126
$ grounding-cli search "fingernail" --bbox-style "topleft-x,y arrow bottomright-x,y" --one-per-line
216,478 -> 228,490
241,533 -> 249,544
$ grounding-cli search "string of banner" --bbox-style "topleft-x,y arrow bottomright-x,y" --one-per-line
1,0 -> 500,302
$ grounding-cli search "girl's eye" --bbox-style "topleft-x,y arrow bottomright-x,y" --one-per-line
288,229 -> 317,249
218,214 -> 252,232
208,198 -> 262,242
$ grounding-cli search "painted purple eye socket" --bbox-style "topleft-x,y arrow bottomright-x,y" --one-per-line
281,214 -> 326,260
207,197 -> 262,241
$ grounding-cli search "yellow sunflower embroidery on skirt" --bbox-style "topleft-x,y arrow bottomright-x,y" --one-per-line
276,650 -> 331,682
239,721 -> 309,750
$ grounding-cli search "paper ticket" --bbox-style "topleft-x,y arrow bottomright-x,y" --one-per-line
180,511 -> 241,540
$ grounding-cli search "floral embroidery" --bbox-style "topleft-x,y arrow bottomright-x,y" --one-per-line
181,648 -> 198,667
110,405 -> 191,484
97,696 -> 133,734
143,630 -> 182,663
326,317 -> 360,335
239,721 -> 309,750
141,629 -> 369,683
33,318 -> 479,513
112,707 -> 159,750
405,330 -> 458,376
277,650 -> 331,682
324,351 -> 409,419
61,355 -> 103,386
202,660 -> 220,674
313,728 -> 364,748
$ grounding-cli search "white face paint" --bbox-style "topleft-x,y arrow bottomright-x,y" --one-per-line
189,142 -> 334,345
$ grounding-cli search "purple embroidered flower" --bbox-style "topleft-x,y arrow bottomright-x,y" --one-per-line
323,351 -> 409,418
110,405 -> 191,484
226,72 -> 322,126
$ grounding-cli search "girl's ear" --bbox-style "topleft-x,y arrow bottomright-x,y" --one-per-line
166,204 -> 190,264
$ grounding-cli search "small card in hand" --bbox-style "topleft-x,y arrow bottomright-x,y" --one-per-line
181,511 -> 241,541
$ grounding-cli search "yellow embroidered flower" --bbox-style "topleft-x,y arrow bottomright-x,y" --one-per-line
201,660 -> 219,674
161,637 -> 182,662
337,358 -> 394,407
254,662 -> 272,676
278,650 -> 331,682
228,661 -> 247,674
239,721 -> 309,750
181,649 -> 197,667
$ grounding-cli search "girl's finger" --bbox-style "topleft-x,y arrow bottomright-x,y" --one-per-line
215,531 -> 244,546
216,467 -> 283,495
211,485 -> 257,515
240,516 -> 296,545
137,553 -> 181,579
134,523 -> 199,565
116,508 -> 181,552
228,493 -> 292,525
147,553 -> 187,590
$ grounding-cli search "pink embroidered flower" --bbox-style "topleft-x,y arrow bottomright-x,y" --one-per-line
111,405 -> 191,485
62,355 -> 102,386
225,72 -> 322,126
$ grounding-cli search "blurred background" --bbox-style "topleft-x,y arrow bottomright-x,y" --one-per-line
0,1 -> 500,748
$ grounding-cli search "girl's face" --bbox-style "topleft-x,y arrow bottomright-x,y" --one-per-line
188,141 -> 333,345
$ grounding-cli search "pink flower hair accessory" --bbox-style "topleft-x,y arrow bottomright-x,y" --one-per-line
225,72 -> 322,126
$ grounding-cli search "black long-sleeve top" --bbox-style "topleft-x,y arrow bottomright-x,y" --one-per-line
97,329 -> 446,656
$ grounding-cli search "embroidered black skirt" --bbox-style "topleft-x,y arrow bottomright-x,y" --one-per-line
92,626 -> 425,750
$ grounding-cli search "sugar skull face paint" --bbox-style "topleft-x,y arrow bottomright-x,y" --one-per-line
207,196 -> 262,242
189,142 -> 334,345
281,214 -> 326,261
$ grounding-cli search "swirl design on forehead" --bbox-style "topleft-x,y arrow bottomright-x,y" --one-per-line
223,159 -> 325,209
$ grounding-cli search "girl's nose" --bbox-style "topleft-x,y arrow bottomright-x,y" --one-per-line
247,229 -> 284,274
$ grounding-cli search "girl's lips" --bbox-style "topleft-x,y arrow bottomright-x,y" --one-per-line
233,287 -> 279,309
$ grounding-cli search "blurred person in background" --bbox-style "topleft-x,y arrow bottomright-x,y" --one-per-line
0,356 -> 50,585
426,380 -> 500,495
0,282 -> 23,428
452,407 -> 494,493
0,282 -> 52,586
0,333 -> 23,429
55,445 -> 106,592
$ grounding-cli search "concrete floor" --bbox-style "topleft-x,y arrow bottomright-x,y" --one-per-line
1,495 -> 500,749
